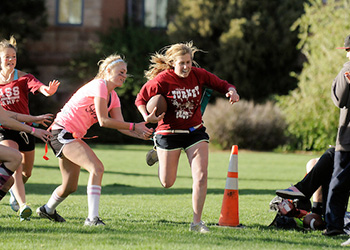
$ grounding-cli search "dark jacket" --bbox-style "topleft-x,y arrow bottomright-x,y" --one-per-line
331,61 -> 350,151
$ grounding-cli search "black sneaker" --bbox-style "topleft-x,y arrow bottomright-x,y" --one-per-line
322,228 -> 346,236
146,147 -> 158,166
84,216 -> 105,226
36,205 -> 66,222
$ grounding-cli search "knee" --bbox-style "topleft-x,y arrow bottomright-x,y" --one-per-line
13,151 -> 22,169
161,182 -> 173,188
89,162 -> 104,177
194,172 -> 208,186
22,170 -> 32,179
306,158 -> 318,173
159,178 -> 175,188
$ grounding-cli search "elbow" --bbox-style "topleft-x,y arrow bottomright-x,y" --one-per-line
98,118 -> 109,128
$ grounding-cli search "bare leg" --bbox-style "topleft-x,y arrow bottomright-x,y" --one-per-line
186,141 -> 209,224
0,145 -> 22,201
306,158 -> 323,203
157,148 -> 181,188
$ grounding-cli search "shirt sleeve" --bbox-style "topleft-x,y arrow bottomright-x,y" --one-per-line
195,68 -> 236,94
135,79 -> 161,107
25,74 -> 45,94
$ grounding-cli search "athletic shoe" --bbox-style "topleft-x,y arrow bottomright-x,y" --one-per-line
322,228 -> 346,236
36,205 -> 66,222
84,216 -> 105,226
146,146 -> 158,166
276,185 -> 305,199
269,196 -> 283,212
341,238 -> 350,246
189,220 -> 210,233
9,189 -> 19,212
19,204 -> 32,221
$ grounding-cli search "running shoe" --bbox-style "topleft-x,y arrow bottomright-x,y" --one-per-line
276,185 -> 305,199
146,146 -> 158,166
189,220 -> 210,233
9,189 -> 19,212
84,216 -> 105,226
36,205 -> 66,222
19,204 -> 32,221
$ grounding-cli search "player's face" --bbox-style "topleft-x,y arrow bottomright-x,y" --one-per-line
0,48 -> 17,72
173,53 -> 192,78
108,63 -> 127,87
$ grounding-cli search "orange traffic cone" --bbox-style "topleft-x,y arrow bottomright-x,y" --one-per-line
218,145 -> 240,227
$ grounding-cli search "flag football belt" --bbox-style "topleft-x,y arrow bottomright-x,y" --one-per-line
155,123 -> 202,135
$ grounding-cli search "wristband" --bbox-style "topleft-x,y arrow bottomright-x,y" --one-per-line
129,123 -> 133,131
30,127 -> 35,135
133,123 -> 135,131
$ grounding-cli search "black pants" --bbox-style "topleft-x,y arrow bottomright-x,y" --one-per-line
325,150 -> 350,231
294,147 -> 335,216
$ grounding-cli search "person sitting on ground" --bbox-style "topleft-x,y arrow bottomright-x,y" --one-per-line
276,147 -> 335,217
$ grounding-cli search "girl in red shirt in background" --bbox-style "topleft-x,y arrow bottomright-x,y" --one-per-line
0,36 -> 60,221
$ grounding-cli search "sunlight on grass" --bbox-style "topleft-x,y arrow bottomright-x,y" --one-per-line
0,144 -> 345,249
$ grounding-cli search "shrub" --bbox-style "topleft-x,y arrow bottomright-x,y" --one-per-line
277,0 -> 347,151
203,99 -> 287,150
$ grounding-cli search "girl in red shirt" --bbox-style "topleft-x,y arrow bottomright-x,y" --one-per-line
135,42 -> 239,233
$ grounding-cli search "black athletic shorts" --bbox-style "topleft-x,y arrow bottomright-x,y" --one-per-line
0,127 -> 35,151
154,127 -> 209,151
49,129 -> 75,158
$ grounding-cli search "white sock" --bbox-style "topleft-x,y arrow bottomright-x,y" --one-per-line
87,185 -> 101,220
45,188 -> 65,214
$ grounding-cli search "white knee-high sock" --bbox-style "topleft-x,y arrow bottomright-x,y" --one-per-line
87,185 -> 101,220
45,188 -> 66,214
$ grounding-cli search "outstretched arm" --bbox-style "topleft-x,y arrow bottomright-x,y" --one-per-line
94,97 -> 153,139
0,107 -> 51,142
4,110 -> 53,127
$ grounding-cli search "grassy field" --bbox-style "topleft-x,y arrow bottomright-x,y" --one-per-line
0,144 -> 348,249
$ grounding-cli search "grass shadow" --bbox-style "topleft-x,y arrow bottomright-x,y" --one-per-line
24,182 -> 276,196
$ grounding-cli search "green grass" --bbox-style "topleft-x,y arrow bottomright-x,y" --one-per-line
0,144 -> 347,249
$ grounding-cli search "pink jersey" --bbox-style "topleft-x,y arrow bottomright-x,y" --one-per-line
0,73 -> 44,115
135,67 -> 236,132
53,79 -> 121,138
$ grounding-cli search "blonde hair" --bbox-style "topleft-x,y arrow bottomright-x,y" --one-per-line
0,35 -> 17,53
144,41 -> 201,80
95,54 -> 126,79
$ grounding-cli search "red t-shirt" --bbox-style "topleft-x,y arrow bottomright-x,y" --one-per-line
135,67 -> 236,131
0,74 -> 44,115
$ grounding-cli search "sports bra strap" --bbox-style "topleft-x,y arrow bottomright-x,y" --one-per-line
13,69 -> 18,81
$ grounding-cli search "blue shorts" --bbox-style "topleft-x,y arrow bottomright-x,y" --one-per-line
154,127 -> 209,151
0,127 -> 35,152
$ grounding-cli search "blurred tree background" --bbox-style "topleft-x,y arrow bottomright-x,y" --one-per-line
0,0 -> 47,71
167,0 -> 306,102
0,0 -> 348,151
277,0 -> 348,151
